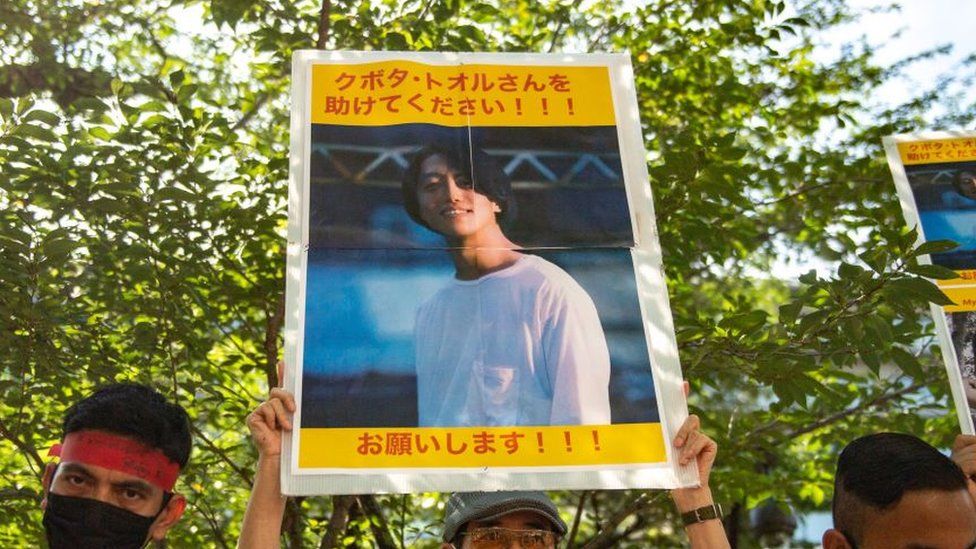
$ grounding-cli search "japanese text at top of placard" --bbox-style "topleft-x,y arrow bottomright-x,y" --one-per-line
897,137 -> 976,166
310,61 -> 617,127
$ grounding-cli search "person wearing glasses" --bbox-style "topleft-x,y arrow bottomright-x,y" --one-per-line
237,387 -> 730,548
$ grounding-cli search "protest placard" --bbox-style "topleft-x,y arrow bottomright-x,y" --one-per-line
884,131 -> 976,434
282,51 -> 696,494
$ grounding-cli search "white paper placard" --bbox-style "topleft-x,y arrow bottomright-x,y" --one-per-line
883,131 -> 976,434
282,50 -> 696,494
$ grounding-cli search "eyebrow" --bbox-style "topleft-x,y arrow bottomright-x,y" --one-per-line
59,463 -> 94,478
58,462 -> 154,493
904,542 -> 976,549
113,478 -> 154,493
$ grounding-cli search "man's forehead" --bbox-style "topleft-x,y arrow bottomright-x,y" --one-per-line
56,461 -> 158,491
53,430 -> 180,491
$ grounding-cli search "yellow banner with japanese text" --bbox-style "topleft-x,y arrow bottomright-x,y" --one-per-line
309,61 -> 616,127
937,271 -> 976,312
897,138 -> 976,166
298,423 -> 665,469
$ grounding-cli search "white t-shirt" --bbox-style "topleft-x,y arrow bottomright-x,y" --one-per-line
414,254 -> 611,427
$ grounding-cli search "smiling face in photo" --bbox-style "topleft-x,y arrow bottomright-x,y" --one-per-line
416,153 -> 502,241
956,171 -> 976,201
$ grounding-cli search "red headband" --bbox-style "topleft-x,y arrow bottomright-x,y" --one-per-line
49,430 -> 181,491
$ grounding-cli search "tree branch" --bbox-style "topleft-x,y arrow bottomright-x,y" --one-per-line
360,495 -> 398,549
189,494 -> 232,548
264,291 -> 286,388
188,424 -> 253,485
746,378 -> 933,442
0,418 -> 46,476
756,178 -> 883,207
566,491 -> 589,548
582,492 -> 666,548
319,495 -> 355,548
316,0 -> 332,49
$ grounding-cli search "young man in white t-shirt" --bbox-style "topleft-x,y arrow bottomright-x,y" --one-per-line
401,142 -> 611,427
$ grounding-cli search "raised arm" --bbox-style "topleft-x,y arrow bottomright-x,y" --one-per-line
237,387 -> 295,549
952,434 -> 976,501
670,414 -> 731,549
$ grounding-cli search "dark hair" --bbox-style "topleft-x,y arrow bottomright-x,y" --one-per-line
832,432 -> 966,542
62,383 -> 192,469
401,142 -> 517,231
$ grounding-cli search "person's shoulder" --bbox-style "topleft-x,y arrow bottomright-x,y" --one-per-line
519,255 -> 588,297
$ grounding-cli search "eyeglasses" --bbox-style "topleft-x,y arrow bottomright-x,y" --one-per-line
462,527 -> 558,548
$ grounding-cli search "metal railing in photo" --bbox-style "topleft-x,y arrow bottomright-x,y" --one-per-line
310,143 -> 622,187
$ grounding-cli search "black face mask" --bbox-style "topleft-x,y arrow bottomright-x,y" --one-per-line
43,492 -> 159,549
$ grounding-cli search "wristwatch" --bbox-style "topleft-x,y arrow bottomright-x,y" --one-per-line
681,503 -> 723,526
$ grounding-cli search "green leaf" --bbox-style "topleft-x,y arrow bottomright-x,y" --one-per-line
912,239 -> 959,257
169,70 -> 186,87
88,126 -> 113,140
907,263 -> 960,280
13,123 -> 57,141
858,346 -> 882,375
42,238 -> 80,260
176,84 -> 199,103
890,347 -> 924,379
142,114 -> 169,128
719,310 -> 768,332
23,110 -> 61,126
887,277 -> 955,306
210,0 -> 255,28
155,187 -> 198,202
837,261 -> 864,280
0,97 -> 12,120
778,300 -> 803,324
858,249 -> 887,273
71,97 -> 109,112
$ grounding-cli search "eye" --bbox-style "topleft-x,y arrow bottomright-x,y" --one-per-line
471,528 -> 504,542
523,532 -> 550,547
421,177 -> 443,190
63,473 -> 87,486
119,487 -> 146,501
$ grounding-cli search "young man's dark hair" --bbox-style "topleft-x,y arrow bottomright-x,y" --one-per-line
823,432 -> 976,549
401,141 -> 517,231
62,382 -> 192,468
42,383 -> 193,548
399,136 -> 612,428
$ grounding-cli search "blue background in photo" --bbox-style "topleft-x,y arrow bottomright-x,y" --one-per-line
907,162 -> 976,269
301,247 -> 659,428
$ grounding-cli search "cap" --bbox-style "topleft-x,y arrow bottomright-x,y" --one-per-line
442,491 -> 567,542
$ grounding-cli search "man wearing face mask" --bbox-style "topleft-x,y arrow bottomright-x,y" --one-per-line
41,383 -> 192,549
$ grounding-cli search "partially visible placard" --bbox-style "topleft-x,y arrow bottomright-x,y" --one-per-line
884,131 -> 976,433
282,51 -> 696,495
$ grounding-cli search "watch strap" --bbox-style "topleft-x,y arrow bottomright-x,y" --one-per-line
681,502 -> 723,526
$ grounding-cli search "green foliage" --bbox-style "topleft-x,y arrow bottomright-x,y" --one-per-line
1,0 -> 974,547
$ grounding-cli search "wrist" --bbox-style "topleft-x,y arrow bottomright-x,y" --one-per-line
257,453 -> 282,473
671,486 -> 714,513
